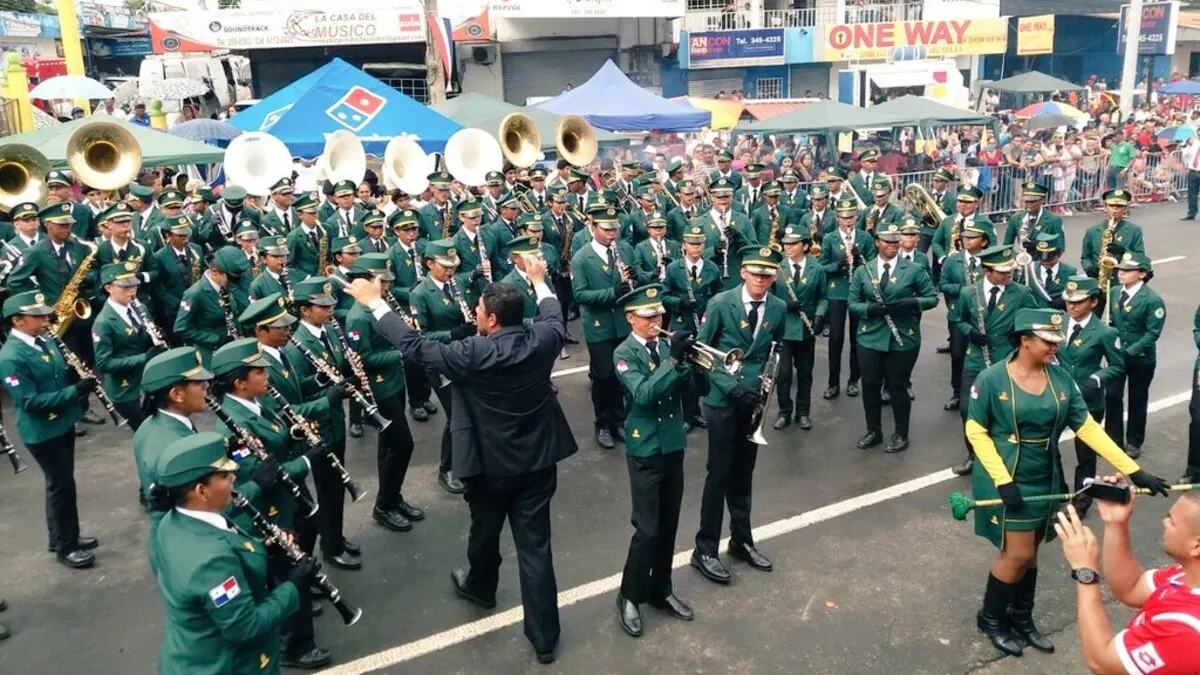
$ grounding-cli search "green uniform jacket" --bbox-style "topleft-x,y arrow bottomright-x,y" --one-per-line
733,184 -> 765,214
410,277 -> 468,343
132,412 -> 195,513
419,202 -> 458,240
540,210 -> 580,251
1080,220 -> 1146,279
856,203 -> 905,232
149,509 -> 299,675
327,268 -> 354,327
791,208 -> 835,237
1057,317 -> 1125,415
483,219 -> 521,276
323,206 -> 368,240
818,228 -> 877,301
749,204 -> 787,244
451,227 -> 487,275
771,256 -> 828,342
284,224 -> 332,278
848,172 -> 886,205
387,242 -> 424,306
780,188 -> 810,219
897,250 -> 931,274
68,201 -> 97,241
355,235 -> 391,256
7,233 -> 41,255
699,210 -> 758,290
498,268 -> 540,320
213,394 -> 310,530
708,170 -> 742,191
1003,209 -> 1065,251
633,238 -> 681,282
571,242 -> 639,343
261,348 -> 332,425
200,206 -> 257,252
954,282 -> 1042,374
621,208 -> 660,246
697,286 -> 787,408
259,207 -> 297,237
0,334 -> 82,443
153,244 -> 205,330
848,257 -> 938,352
937,250 -> 980,319
932,215 -> 994,263
92,302 -> 154,404
248,268 -> 307,303
131,206 -> 160,243
614,335 -> 691,456
284,325 -> 346,444
175,278 -> 243,360
345,304 -> 406,401
662,257 -> 722,333
97,239 -> 155,304
665,206 -> 701,242
1032,262 -> 1078,305
7,237 -> 99,304
1109,284 -> 1166,365
318,200 -> 335,224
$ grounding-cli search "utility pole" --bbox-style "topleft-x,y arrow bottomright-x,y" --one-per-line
1118,0 -> 1144,118
424,0 -> 446,105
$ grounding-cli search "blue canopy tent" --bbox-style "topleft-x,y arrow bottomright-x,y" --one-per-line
535,60 -> 711,132
229,58 -> 461,159
1160,80 -> 1200,95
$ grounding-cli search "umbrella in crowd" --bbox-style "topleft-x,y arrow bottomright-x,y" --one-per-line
111,80 -> 141,108
1014,100 -> 1087,119
1156,125 -> 1197,147
29,75 -> 112,101
141,77 -> 210,101
31,107 -> 58,130
169,118 -> 243,142
1026,113 -> 1084,131
1160,80 -> 1200,96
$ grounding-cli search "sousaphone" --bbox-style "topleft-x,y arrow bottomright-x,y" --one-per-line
317,129 -> 367,186
555,114 -> 597,167
0,143 -> 50,209
444,128 -> 503,187
65,120 -> 142,191
382,136 -> 434,195
224,132 -> 293,197
498,112 -> 541,168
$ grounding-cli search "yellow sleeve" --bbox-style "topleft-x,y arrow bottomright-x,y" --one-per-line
1075,415 -> 1141,476
965,419 -> 1013,486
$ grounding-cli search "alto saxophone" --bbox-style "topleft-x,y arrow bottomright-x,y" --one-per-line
441,204 -> 452,238
949,215 -> 962,255
768,207 -> 780,247
561,210 -> 578,278
1096,218 -> 1118,292
866,206 -> 880,234
53,236 -> 98,338
808,212 -> 822,257
189,247 -> 201,285
317,231 -> 328,275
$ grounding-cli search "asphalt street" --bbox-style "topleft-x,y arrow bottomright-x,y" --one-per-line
0,202 -> 1196,675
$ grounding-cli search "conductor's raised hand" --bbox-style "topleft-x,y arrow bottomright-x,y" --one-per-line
345,278 -> 382,307
523,254 -> 548,286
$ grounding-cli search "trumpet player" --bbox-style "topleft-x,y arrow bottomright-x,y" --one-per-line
849,223 -> 938,453
770,227 -> 827,431
663,225 -> 722,429
818,198 -> 876,399
1003,181 -> 1065,255
387,212 -> 438,422
858,180 -> 903,233
692,245 -> 785,585
419,171 -> 458,240
936,219 -> 993,411
749,181 -> 785,244
1080,189 -> 1146,300
93,262 -> 166,430
613,284 -> 697,637
285,194 -> 332,278
0,290 -> 100,569
174,246 -> 250,366
1104,253 -> 1165,460
701,178 -> 758,292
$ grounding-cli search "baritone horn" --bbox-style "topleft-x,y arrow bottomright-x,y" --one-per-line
0,143 -> 50,209
66,120 -> 142,191
556,114 -> 597,167
499,112 -> 541,168
653,326 -> 743,373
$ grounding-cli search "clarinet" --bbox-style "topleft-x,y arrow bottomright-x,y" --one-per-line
863,260 -> 904,345
718,211 -> 731,280
446,276 -> 477,325
268,386 -> 366,502
0,420 -> 28,474
476,231 -> 493,282
205,394 -> 317,517
683,261 -> 703,330
132,300 -> 168,348
327,319 -> 377,410
229,491 -> 362,626
611,243 -> 635,294
279,266 -> 294,303
48,333 -> 127,427
287,335 -> 390,431
219,287 -> 241,339
968,264 -> 992,366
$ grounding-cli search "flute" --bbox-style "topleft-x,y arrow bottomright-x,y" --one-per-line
268,386 -> 366,502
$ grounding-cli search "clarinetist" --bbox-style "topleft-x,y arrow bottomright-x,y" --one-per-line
175,246 -> 251,367
93,262 -> 167,429
385,210 -> 438,423
249,236 -> 306,303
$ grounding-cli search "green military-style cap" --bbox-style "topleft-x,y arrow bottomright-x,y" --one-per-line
549,188 -> 568,203
271,177 -> 294,195
568,167 -> 590,183
709,177 -> 735,196
332,180 -> 356,197
190,187 -> 216,203
100,261 -> 141,287
740,244 -> 782,276
349,252 -> 395,281
424,238 -> 460,268
956,185 -> 984,203
497,193 -> 520,210
1034,231 -> 1061,255
222,186 -> 248,205
259,236 -> 288,257
154,432 -> 239,489
874,222 -> 903,243
618,284 -> 666,318
293,193 -> 319,213
456,197 -> 483,217
99,202 -> 135,223
45,169 -> 72,187
506,235 -> 540,256
779,168 -> 800,183
211,245 -> 250,275
898,217 -> 921,235
620,161 -> 641,171
1022,181 -> 1048,200
1102,188 -> 1131,206
520,212 -> 544,231
978,244 -> 1017,272
163,215 -> 192,236
212,337 -> 271,376
859,149 -> 880,163
592,206 -> 620,228
2,290 -> 52,318
142,346 -> 213,393
128,183 -> 155,201
640,173 -> 661,186
528,167 -> 548,180
292,276 -> 337,306
809,184 -> 829,200
10,202 -> 38,220
235,221 -> 259,240
636,185 -> 656,200
332,236 -> 362,256
835,198 -> 859,214
427,171 -> 453,189
158,190 -> 185,208
238,293 -> 296,329
388,208 -> 420,230
1012,308 -> 1066,343
780,225 -> 810,244
870,179 -> 892,196
933,168 -> 955,183
361,211 -> 385,228
485,170 -> 504,186
645,211 -> 667,227
1115,251 -> 1152,272
683,225 -> 707,243
762,181 -> 783,197
39,201 -> 74,225
826,166 -> 847,181
677,179 -> 696,195
744,163 -> 765,178
665,159 -> 684,174
1062,275 -> 1100,303
716,150 -> 733,162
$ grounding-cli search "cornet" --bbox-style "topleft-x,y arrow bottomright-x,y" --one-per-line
652,326 -> 743,373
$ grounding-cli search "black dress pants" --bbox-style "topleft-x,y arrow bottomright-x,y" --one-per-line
27,431 -> 80,553
433,382 -> 453,472
1105,361 -> 1156,448
375,391 -> 415,511
314,437 -> 348,557
826,299 -> 860,386
620,452 -> 685,604
1187,366 -> 1200,471
960,369 -> 981,457
114,400 -> 146,431
272,555 -> 316,657
1074,407 -> 1105,491
404,354 -> 431,407
858,346 -> 919,436
695,403 -> 758,557
775,337 -> 815,417
949,325 -> 967,396
463,466 -> 560,654
587,338 -> 624,431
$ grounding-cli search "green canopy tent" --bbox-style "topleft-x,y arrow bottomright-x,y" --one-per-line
987,71 -> 1086,94
434,92 -> 624,153
859,95 -> 996,128
731,99 -> 877,134
0,116 -> 225,169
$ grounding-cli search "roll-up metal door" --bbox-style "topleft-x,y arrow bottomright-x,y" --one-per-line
789,65 -> 830,97
502,44 -> 616,105
686,69 -> 744,98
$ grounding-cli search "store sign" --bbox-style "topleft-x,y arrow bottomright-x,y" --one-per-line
487,0 -> 684,18
819,18 -> 1008,62
148,2 -> 425,54
1118,1 -> 1179,56
1016,14 -> 1054,56
107,37 -> 155,57
688,29 -> 785,69
0,11 -> 49,38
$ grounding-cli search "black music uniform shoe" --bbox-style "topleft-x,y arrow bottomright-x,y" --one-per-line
348,423 -> 364,438
82,409 -> 106,425
1125,444 -> 1142,459
342,539 -> 362,556
650,593 -> 694,621
281,646 -> 332,670
451,568 -> 497,609
47,535 -> 98,553
690,552 -> 731,583
409,405 -> 429,422
797,415 -> 812,430
324,551 -> 362,571
823,385 -> 840,400
943,395 -> 960,411
373,506 -> 412,532
616,594 -> 643,637
596,427 -> 616,449
884,434 -> 909,453
396,498 -> 425,522
536,642 -> 558,665
728,542 -> 773,571
439,469 -> 465,494
690,413 -> 707,429
846,380 -> 860,397
856,429 -> 883,449
57,549 -> 95,569
952,457 -> 975,476
773,414 -> 791,430
422,400 -> 439,415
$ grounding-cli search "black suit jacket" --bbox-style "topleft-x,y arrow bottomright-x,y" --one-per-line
375,296 -> 577,479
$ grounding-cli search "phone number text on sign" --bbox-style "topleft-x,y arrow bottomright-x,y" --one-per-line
688,28 -> 785,68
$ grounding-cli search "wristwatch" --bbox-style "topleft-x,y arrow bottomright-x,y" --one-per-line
1072,567 -> 1100,585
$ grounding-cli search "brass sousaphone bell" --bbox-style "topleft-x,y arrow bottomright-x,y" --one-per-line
0,143 -> 50,209
65,120 -> 143,191
498,112 -> 541,168
555,114 -> 597,167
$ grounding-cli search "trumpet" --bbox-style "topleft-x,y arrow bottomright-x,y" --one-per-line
652,326 -> 743,372
268,386 -> 367,503
0,420 -> 28,474
49,333 -> 127,427
287,336 -> 390,431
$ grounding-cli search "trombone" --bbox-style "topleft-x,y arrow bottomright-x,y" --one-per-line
652,326 -> 743,373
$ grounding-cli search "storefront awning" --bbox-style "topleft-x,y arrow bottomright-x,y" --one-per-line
743,101 -> 804,121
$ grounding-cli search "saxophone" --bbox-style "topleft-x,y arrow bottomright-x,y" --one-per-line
866,206 -> 880,234
808,212 -> 822,257
250,254 -> 262,279
317,231 -> 328,275
189,246 -> 201,285
53,236 -> 99,338
768,207 -> 780,247
1096,218 -> 1118,293
949,215 -> 962,255
441,204 -> 452,238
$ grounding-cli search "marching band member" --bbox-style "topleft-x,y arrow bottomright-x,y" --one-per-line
327,236 -> 362,327
185,187 -> 214,232
144,189 -> 186,252
733,164 -> 766,215
451,197 -> 489,278
526,167 -> 551,211
897,220 -> 931,273
356,211 -> 390,254
824,167 -> 851,204
285,194 -> 331,278
849,149 -> 884,206
45,170 -> 97,241
500,236 -> 547,321
231,223 -> 260,307
778,168 -> 809,218
749,180 -> 785,244
937,219 -> 993,412
8,201 -> 43,254
1104,253 -> 1166,460
622,187 -> 660,245
128,183 -> 160,245
1003,181 -> 1065,255
324,180 -> 365,239
613,284 -> 696,637
1030,233 -> 1075,308
662,225 -> 721,431
386,210 -> 437,422
133,347 -> 211,513
95,202 -> 153,308
174,246 -> 250,366
818,198 -> 876,399
771,226 -> 826,431
93,262 -> 164,430
708,150 -> 741,191
849,223 -> 938,453
419,171 -> 458,240
701,177 -> 758,292
633,213 -> 678,284
932,186 -> 983,272
249,236 -> 304,302
691,245 -> 785,585
260,177 -> 297,236
665,180 -> 700,242
481,171 -> 504,223
922,168 -> 957,253
964,308 -> 1162,657
857,180 -> 904,233
201,187 -> 250,252
152,217 -> 205,344
789,184 -> 833,237
483,194 -> 522,277
1080,189 -> 1146,292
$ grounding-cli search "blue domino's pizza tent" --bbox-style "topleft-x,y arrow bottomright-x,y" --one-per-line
536,60 -> 711,133
229,57 -> 461,159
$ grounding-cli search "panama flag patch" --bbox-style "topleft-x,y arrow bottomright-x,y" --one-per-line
970,385 -> 979,400
616,359 -> 628,373
208,576 -> 241,607
231,447 -> 250,462
3,375 -> 18,388
92,332 -> 101,343
348,330 -> 361,342
180,300 -> 191,312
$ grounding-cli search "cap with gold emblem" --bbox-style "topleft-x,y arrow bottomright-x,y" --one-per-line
158,190 -> 185,208
142,346 -> 213,393
164,215 -> 193,236
497,193 -> 520,210
618,284 -> 667,318
10,202 -> 39,220
485,171 -> 504,186
128,184 -> 155,202
270,177 -> 294,195
780,169 -> 800,183
592,207 -> 620,228
1022,181 -> 1048,200
933,168 -> 954,183
361,211 -> 385,229
332,180 -> 356,197
520,212 -> 544,232
1102,188 -> 1131,206
809,184 -> 829,200
3,290 -> 53,318
153,432 -> 239,488
859,149 -> 880,163
568,168 -> 590,183
677,179 -> 697,195
457,198 -> 483,218
506,235 -> 540,257
744,163 -> 765,179
979,244 -> 1017,272
870,179 -> 892,196
388,208 -> 420,230
100,261 -> 141,287
99,202 -> 135,224
221,186 -> 247,206
683,225 -> 707,243
957,186 -> 984,203
235,221 -> 259,241
529,167 -> 548,181
211,246 -> 251,276
1013,308 -> 1066,343
45,170 -> 72,187
709,177 -> 735,196
293,194 -> 319,214
211,337 -> 271,377
740,244 -> 782,275
762,181 -> 783,197
826,167 -> 847,182
899,218 -> 921,235
1115,251 -> 1152,272
874,222 -> 903,243
427,171 -> 453,189
1034,231 -> 1061,256
666,160 -> 684,175
349,252 -> 395,281
780,226 -> 810,245
835,198 -> 860,214
39,202 -> 75,225
424,239 -> 460,268
292,276 -> 337,307
259,236 -> 289,257
190,187 -> 216,203
1062,275 -> 1099,303
238,293 -> 296,329
716,150 -> 733,162
331,236 -> 362,256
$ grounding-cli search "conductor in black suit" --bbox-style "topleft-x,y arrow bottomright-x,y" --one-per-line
341,253 -> 577,665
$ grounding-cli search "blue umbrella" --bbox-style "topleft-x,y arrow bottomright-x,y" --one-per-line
169,119 -> 243,142
1155,125 -> 1197,143
1159,80 -> 1200,95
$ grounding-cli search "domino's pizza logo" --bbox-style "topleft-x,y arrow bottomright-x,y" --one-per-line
325,86 -> 387,132
259,104 -> 293,132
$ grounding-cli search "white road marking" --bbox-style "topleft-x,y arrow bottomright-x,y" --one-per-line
321,390 -> 1193,674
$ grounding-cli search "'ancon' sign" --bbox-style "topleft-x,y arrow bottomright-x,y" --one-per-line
819,18 -> 1008,62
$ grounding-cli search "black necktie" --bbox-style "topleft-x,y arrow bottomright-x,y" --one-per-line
374,239 -> 384,253
128,308 -> 142,330
1068,323 -> 1083,345
606,246 -> 616,269
969,257 -> 979,275
748,300 -> 762,334
116,247 -> 128,261
308,231 -> 319,250
55,245 -> 69,272
442,283 -> 454,303
692,265 -> 701,283
1044,266 -> 1054,288
646,339 -> 660,367
283,212 -> 291,229
792,263 -> 802,286
1119,289 -> 1130,308
33,336 -> 47,353
987,286 -> 1000,313
319,330 -> 334,355
880,262 -> 891,293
